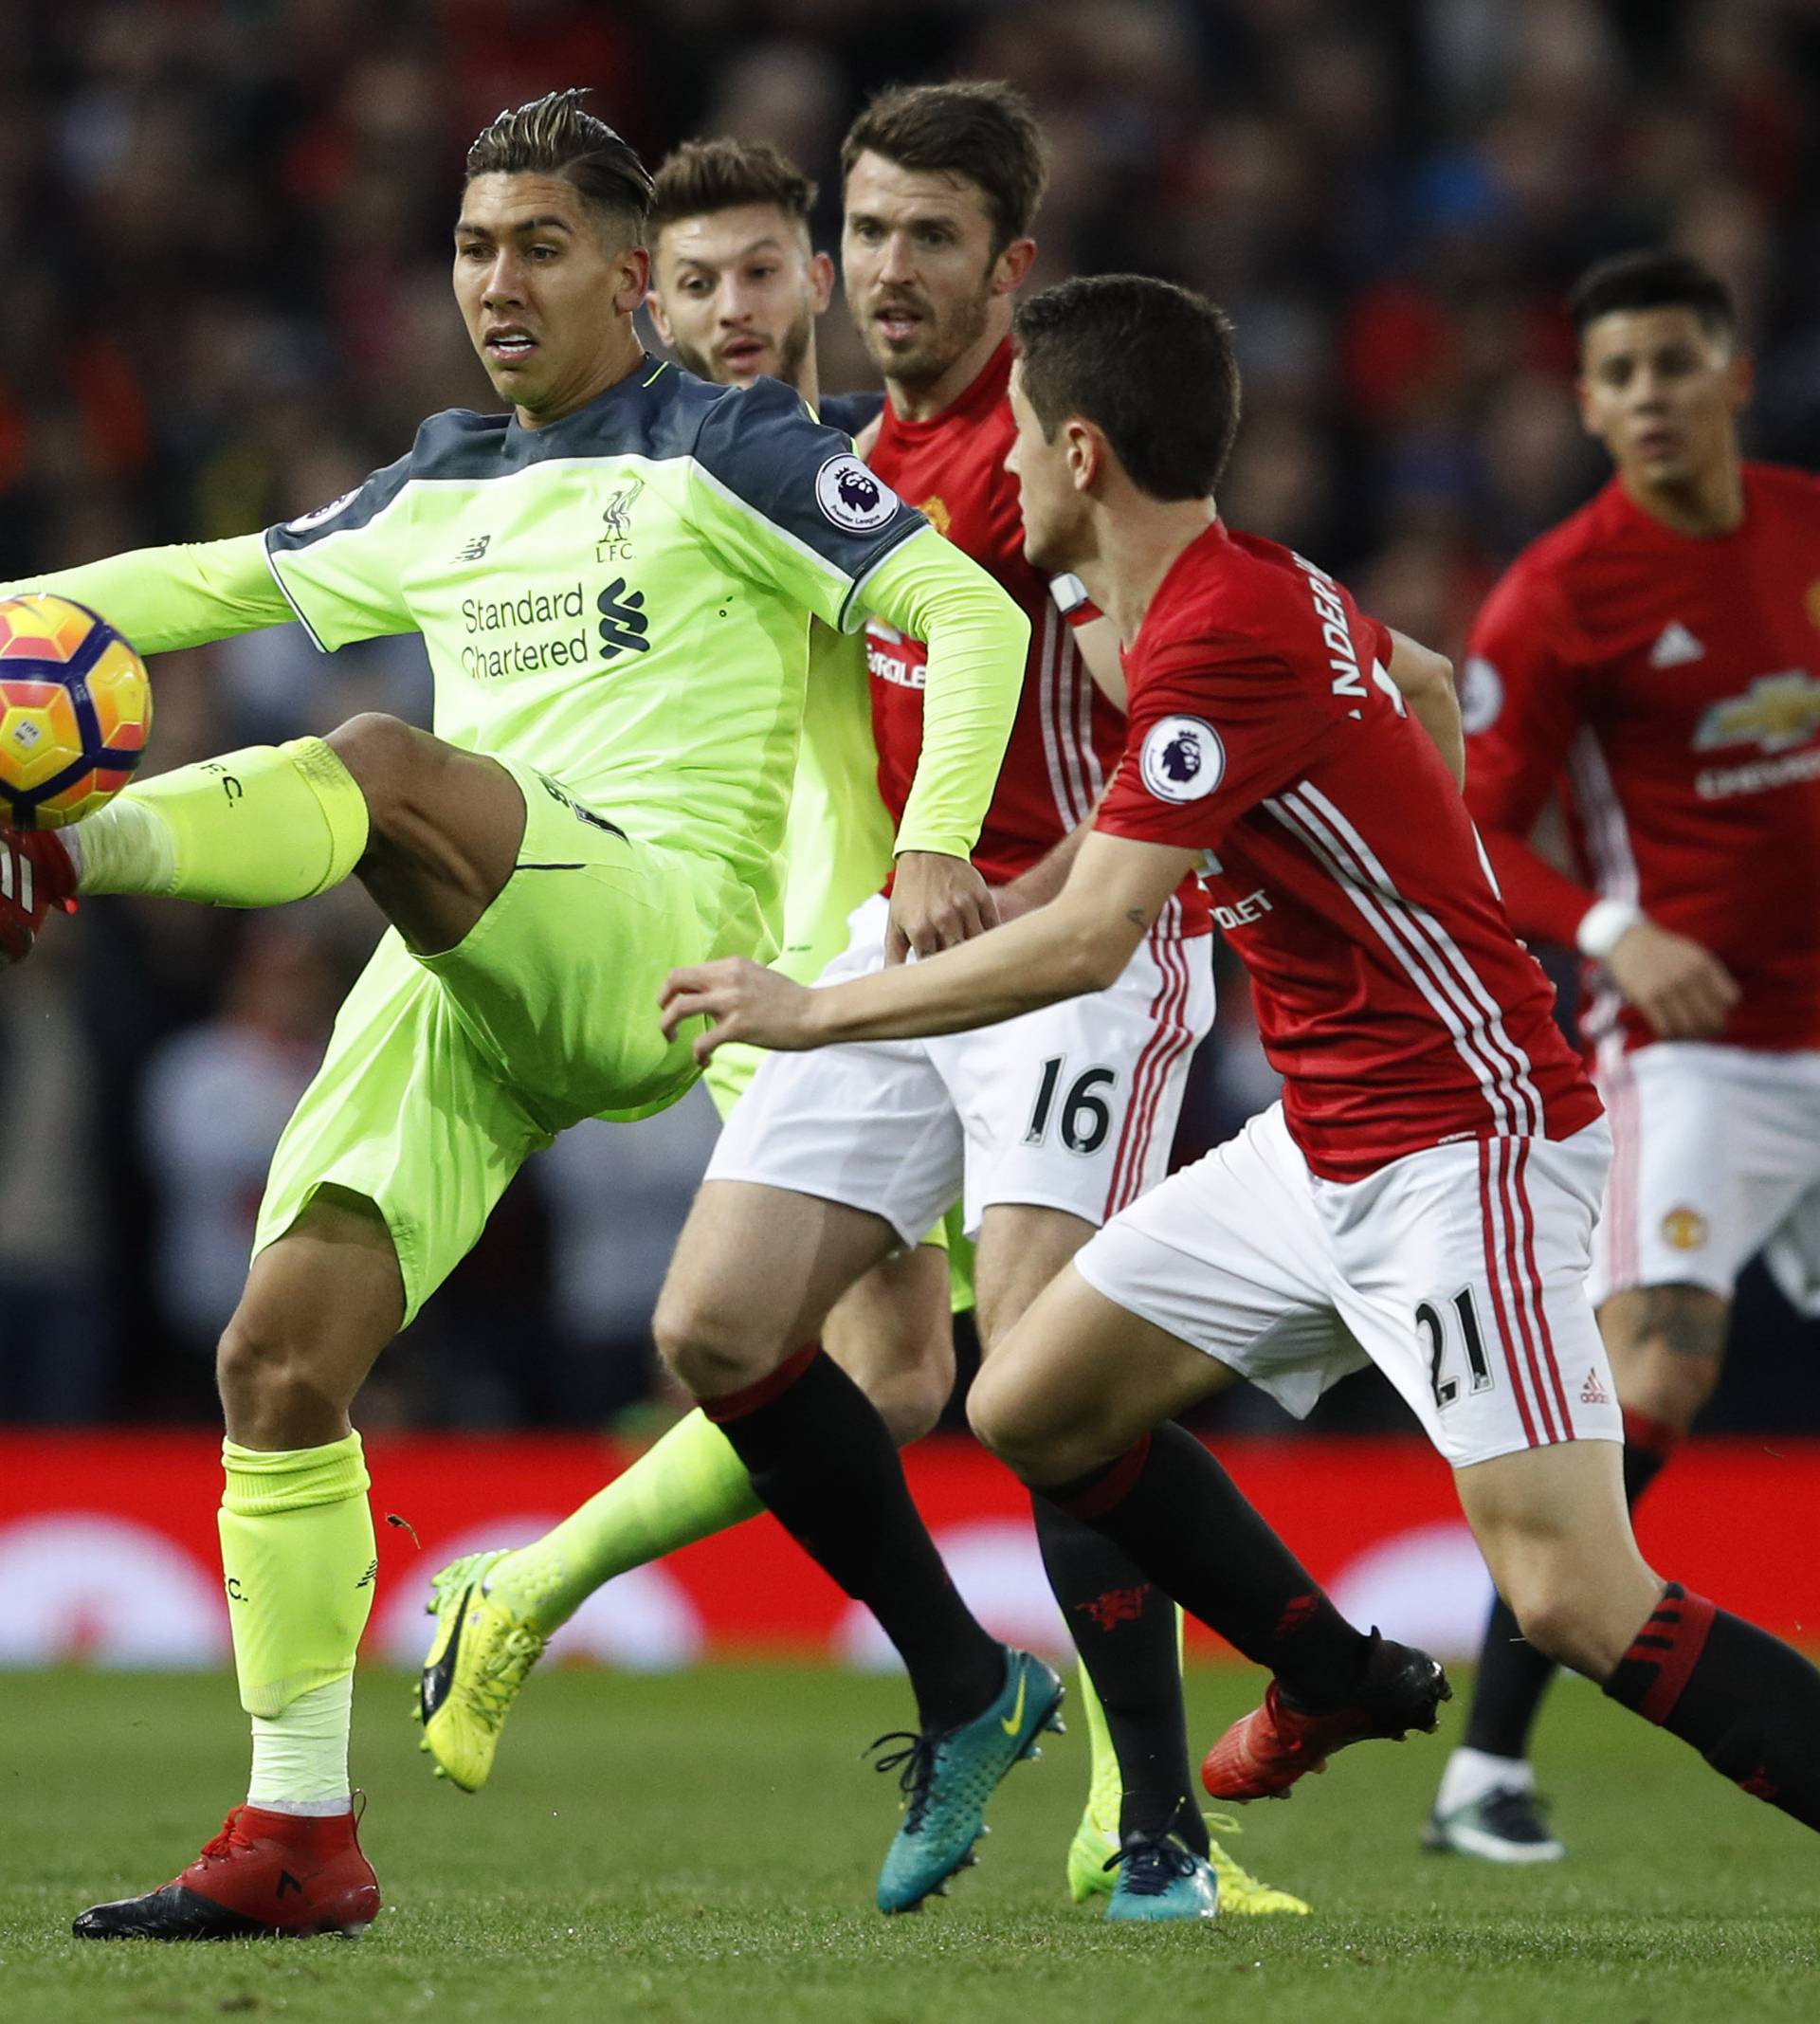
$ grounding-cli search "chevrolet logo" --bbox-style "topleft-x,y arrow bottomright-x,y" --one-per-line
1693,670 -> 1820,755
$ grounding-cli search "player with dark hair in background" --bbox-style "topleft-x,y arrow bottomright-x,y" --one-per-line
1428,251 -> 1820,1861
665,268 -> 1820,1882
0,88 -> 1029,1940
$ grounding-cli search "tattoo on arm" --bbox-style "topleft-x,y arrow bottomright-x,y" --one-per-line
1125,906 -> 1149,927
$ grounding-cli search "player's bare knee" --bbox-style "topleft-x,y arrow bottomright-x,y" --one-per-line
864,1364 -> 948,1448
652,1286 -> 778,1400
967,1365 -> 1077,1481
323,714 -> 420,836
216,1309 -> 348,1448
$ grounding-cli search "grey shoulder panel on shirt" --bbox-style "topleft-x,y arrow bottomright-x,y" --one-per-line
264,448 -> 415,556
264,363 -> 922,585
689,372 -> 925,583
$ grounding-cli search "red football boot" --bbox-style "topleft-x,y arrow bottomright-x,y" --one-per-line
72,1804 -> 381,1940
1201,1632 -> 1451,1801
0,827 -> 77,967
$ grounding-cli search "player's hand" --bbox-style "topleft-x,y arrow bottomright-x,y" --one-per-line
660,958 -> 821,1063
1606,920 -> 1741,1039
884,851 -> 999,964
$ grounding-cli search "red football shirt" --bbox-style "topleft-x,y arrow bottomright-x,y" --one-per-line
864,339 -> 1210,921
1096,522 -> 1599,1182
1465,464 -> 1820,1054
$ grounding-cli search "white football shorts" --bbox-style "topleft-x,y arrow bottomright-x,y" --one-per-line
1591,1040 -> 1820,1313
707,892 -> 1214,1244
1074,1103 -> 1624,1470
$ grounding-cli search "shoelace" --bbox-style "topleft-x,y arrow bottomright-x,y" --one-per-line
469,1627 -> 545,1729
1102,1835 -> 1199,1897
867,1731 -> 939,1834
197,1812 -> 254,1865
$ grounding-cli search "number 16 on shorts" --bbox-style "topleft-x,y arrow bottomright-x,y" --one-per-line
1024,1057 -> 1117,1156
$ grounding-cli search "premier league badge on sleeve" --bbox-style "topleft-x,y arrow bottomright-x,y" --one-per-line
1139,715 -> 1225,802
283,488 -> 362,535
815,454 -> 901,534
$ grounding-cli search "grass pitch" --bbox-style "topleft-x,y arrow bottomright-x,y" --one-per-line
1,1663 -> 1813,2023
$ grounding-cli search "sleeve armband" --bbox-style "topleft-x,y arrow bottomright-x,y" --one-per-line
1048,573 -> 1101,627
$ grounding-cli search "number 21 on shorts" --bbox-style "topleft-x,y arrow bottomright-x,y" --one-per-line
1417,1286 -> 1495,1411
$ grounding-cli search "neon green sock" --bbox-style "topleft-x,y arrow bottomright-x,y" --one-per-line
73,737 -> 368,905
486,1411 -> 761,1634
219,1432 -> 377,1805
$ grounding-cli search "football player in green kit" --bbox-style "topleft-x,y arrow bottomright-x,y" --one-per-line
0,91 -> 1027,1939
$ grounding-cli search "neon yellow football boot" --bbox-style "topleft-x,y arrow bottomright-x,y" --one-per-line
414,1550 -> 547,1793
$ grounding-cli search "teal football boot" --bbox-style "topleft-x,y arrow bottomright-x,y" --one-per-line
1103,1831 -> 1220,1923
873,1647 -> 1065,1914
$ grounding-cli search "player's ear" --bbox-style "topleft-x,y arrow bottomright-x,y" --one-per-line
646,287 -> 675,347
1725,346 -> 1755,412
1574,372 -> 1602,442
992,236 -> 1038,296
809,250 -> 836,316
612,244 -> 651,317
1065,418 -> 1102,493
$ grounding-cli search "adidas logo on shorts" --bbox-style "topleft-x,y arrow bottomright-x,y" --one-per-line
1580,1368 -> 1611,1406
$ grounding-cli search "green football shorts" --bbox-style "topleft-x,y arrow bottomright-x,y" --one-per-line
254,757 -> 709,1327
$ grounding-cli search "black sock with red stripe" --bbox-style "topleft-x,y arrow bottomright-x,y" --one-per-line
1031,1495 -> 1207,1854
702,1347 -> 1003,1732
1465,1408 -> 1681,1759
1044,1422 -> 1370,1711
1604,1580 -> 1820,1832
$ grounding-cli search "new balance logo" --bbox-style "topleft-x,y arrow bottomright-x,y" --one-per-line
597,578 -> 650,657
1649,621 -> 1704,668
455,535 -> 490,561
276,1869 -> 303,1899
355,1559 -> 378,1590
1580,1367 -> 1611,1405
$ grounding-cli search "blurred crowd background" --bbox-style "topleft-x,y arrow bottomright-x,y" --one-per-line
3,0 -> 1818,1432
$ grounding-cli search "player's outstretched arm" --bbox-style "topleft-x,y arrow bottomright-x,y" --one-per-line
1385,629 -> 1464,787
862,530 -> 1028,961
0,535 -> 294,654
660,830 -> 1195,1062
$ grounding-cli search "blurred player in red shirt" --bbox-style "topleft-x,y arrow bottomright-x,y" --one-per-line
1430,252 -> 1820,1863
669,271 -> 1820,1872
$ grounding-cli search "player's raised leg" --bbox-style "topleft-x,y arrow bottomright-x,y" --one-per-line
418,1241 -> 953,1794
654,1179 -> 1061,1913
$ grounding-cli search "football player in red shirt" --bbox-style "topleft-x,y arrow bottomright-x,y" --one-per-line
666,273 -> 1820,1871
1429,251 -> 1820,1861
640,84 -> 1335,1922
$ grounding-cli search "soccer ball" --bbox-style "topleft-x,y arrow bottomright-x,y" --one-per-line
0,594 -> 152,829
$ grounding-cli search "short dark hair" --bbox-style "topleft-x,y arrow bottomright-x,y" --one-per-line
841,81 -> 1047,253
464,88 -> 653,241
649,137 -> 816,244
1569,250 -> 1737,343
1014,275 -> 1241,501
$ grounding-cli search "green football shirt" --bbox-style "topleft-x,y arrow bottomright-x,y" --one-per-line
261,356 -> 930,962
